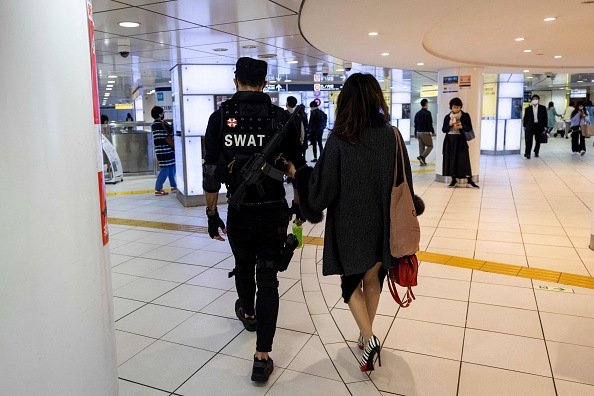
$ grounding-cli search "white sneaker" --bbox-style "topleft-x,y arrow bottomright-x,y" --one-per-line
580,150 -> 586,156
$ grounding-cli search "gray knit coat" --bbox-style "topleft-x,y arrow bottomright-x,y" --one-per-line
308,125 -> 414,276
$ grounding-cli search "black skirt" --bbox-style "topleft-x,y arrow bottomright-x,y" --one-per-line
341,266 -> 388,303
443,134 -> 472,178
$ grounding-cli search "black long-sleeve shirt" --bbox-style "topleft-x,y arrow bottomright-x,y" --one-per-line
414,108 -> 434,133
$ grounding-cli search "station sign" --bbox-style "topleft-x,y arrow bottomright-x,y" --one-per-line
115,103 -> 134,109
264,84 -> 287,92
286,83 -> 342,91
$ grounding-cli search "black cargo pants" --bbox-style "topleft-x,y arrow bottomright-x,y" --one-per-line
227,201 -> 288,352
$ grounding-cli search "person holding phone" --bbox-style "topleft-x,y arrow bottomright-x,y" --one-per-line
570,101 -> 590,155
442,97 -> 478,188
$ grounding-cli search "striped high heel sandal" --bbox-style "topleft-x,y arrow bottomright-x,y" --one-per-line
357,335 -> 364,350
359,335 -> 381,372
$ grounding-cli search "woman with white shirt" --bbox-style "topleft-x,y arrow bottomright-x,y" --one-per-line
563,101 -> 576,139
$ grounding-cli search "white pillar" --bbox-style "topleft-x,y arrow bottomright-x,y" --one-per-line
0,1 -> 119,395
435,67 -> 484,183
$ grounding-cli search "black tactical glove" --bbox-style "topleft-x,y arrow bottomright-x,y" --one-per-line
289,200 -> 304,224
206,208 -> 226,239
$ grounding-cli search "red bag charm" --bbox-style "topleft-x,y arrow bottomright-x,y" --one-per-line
387,255 -> 418,308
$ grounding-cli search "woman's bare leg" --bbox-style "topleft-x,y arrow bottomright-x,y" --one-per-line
347,285 -> 372,342
362,262 -> 382,331
347,262 -> 382,344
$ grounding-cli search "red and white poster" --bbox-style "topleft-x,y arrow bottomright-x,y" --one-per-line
87,0 -> 109,245
460,75 -> 472,89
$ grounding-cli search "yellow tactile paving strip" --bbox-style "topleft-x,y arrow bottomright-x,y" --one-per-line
106,187 -> 176,197
109,217 -> 594,290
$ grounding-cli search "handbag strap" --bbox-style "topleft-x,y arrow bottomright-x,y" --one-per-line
391,126 -> 407,188
161,121 -> 172,136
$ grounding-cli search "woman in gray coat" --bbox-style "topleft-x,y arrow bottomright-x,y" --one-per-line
291,73 -> 423,372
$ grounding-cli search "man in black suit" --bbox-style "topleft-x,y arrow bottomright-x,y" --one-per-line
523,94 -> 548,159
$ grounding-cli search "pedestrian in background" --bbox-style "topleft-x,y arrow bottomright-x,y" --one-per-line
563,101 -> 576,139
570,102 -> 590,156
547,102 -> 562,136
151,106 -> 177,195
442,98 -> 479,188
308,101 -> 327,162
413,98 -> 435,166
285,96 -> 308,157
523,94 -> 547,159
585,100 -> 594,126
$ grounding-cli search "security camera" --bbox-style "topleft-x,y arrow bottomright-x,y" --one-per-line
344,61 -> 352,72
322,63 -> 329,76
118,39 -> 131,58
545,72 -> 553,78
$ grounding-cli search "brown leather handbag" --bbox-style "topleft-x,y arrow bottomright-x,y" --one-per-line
387,127 -> 420,308
161,121 -> 174,149
389,127 -> 420,257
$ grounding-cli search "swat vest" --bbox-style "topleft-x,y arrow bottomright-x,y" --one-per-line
216,99 -> 287,201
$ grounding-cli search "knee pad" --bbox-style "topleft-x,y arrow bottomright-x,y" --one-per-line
256,269 -> 279,289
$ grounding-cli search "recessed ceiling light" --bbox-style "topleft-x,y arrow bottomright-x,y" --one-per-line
381,53 -> 389,56
335,69 -> 344,72
524,70 -> 530,72
524,49 -> 532,53
108,76 -> 117,78
578,80 -> 583,83
544,17 -> 557,21
368,32 -> 379,36
285,79 -> 292,82
526,76 -> 534,79
515,37 -> 525,41
107,80 -> 115,83
287,60 -> 298,64
213,48 -> 228,52
554,55 -> 562,58
107,84 -> 113,87
106,88 -> 112,91
258,54 -> 277,59
242,44 -> 257,49
417,63 -> 424,66
118,22 -> 140,28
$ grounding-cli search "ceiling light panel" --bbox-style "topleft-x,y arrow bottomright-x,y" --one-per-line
118,22 -> 140,28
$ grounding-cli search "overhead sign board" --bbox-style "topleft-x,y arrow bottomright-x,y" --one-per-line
264,84 -> 287,92
115,103 -> 134,109
286,83 -> 342,91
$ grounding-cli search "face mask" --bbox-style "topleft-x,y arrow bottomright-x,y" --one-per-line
532,100 -> 538,105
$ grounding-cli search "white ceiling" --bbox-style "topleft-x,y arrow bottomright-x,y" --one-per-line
93,0 -> 593,105
300,0 -> 594,73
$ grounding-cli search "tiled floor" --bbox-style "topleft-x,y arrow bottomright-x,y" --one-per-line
108,137 -> 594,395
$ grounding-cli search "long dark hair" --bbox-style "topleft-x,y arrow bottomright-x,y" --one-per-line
332,73 -> 390,144
571,101 -> 586,118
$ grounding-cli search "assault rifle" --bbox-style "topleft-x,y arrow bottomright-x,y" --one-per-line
228,105 -> 303,210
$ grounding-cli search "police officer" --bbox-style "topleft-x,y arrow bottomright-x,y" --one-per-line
202,57 -> 306,383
